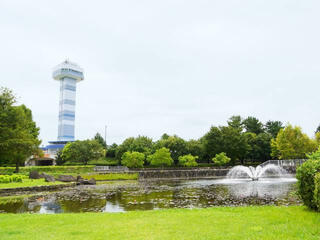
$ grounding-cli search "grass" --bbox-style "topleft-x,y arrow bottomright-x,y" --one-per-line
0,179 -> 67,189
81,173 -> 138,181
0,206 -> 319,240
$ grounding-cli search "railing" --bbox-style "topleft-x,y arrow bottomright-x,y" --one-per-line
259,159 -> 306,168
94,166 -> 129,172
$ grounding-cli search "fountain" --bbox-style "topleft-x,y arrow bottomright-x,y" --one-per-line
226,164 -> 286,181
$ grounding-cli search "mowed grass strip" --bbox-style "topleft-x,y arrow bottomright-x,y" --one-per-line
0,206 -> 319,240
0,178 -> 68,189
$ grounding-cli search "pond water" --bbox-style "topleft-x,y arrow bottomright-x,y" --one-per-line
0,177 -> 299,214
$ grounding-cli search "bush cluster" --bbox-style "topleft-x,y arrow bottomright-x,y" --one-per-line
212,152 -> 231,166
0,166 -> 95,175
314,173 -> 320,210
121,152 -> 145,168
0,175 -> 23,183
296,147 -> 320,211
178,154 -> 198,167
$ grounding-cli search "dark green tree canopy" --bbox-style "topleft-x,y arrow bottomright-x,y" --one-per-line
94,132 -> 107,149
116,136 -> 153,159
265,120 -> 284,138
0,88 -> 41,171
62,139 -> 104,165
242,116 -> 264,135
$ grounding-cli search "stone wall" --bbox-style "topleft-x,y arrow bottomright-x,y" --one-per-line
135,169 -> 230,180
0,183 -> 76,196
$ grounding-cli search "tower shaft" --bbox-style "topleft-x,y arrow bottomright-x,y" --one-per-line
58,77 -> 77,141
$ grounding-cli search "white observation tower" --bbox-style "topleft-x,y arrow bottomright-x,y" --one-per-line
52,60 -> 84,142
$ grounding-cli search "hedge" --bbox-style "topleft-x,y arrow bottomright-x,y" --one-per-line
314,173 -> 320,210
0,175 -> 23,183
0,166 -> 95,175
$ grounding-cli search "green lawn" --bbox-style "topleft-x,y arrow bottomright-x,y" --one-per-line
0,179 -> 67,189
81,173 -> 138,181
0,206 -> 319,240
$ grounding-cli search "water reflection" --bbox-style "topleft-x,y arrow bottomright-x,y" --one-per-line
0,178 -> 298,214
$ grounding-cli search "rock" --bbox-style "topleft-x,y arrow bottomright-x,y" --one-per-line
29,171 -> 41,179
57,175 -> 76,182
76,175 -> 84,182
42,173 -> 55,182
88,178 -> 96,185
77,178 -> 96,185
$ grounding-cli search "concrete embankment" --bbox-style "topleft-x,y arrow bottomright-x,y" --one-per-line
130,168 -> 230,180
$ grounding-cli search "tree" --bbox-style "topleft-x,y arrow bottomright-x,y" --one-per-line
243,132 -> 272,162
265,120 -> 284,139
121,151 -> 145,168
116,136 -> 153,159
154,135 -> 188,164
202,124 -> 250,165
94,133 -> 107,149
62,140 -> 104,165
212,152 -> 231,166
186,139 -> 204,161
106,143 -> 118,158
0,88 -> 41,172
242,116 -> 264,135
178,154 -> 198,167
147,147 -> 173,167
271,124 -> 318,159
316,125 -> 320,134
55,149 -> 65,165
227,115 -> 243,129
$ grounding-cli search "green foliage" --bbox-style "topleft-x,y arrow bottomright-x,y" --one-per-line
121,151 -> 145,168
55,149 -> 65,166
314,173 -> 320,211
212,152 -> 231,166
147,147 -> 173,167
271,124 -> 318,159
154,135 -> 188,164
116,136 -> 153,159
242,116 -> 264,135
202,121 -> 249,164
0,174 -> 23,183
106,143 -> 118,158
0,165 -> 95,175
62,140 -> 104,165
296,147 -> 320,210
186,139 -> 204,161
94,133 -> 107,149
265,120 -> 283,138
178,154 -> 198,167
0,88 -> 41,172
244,132 -> 272,162
87,157 -> 118,166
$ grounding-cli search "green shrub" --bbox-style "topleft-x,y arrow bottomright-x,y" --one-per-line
178,154 -> 198,167
315,173 -> 320,210
296,147 -> 320,210
0,175 -> 23,183
212,152 -> 231,166
147,148 -> 173,167
121,152 -> 145,168
0,166 -> 95,175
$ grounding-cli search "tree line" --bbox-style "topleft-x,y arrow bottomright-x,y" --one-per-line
87,115 -> 320,167
1,87 -> 320,170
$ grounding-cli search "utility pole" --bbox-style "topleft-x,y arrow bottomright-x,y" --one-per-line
104,125 -> 107,146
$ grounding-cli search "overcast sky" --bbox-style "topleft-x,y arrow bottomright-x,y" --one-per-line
1,0 -> 320,146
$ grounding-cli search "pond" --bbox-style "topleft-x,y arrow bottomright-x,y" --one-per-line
0,177 -> 299,214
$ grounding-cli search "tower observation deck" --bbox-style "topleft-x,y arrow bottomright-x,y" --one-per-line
53,60 -> 84,142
